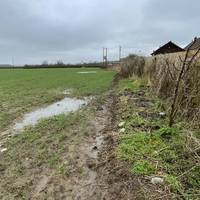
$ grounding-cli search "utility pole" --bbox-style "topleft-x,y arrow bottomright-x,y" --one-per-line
119,46 -> 122,63
105,48 -> 108,67
103,47 -> 105,66
103,47 -> 108,67
12,56 -> 14,67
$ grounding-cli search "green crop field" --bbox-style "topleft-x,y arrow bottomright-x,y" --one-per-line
0,68 -> 115,199
0,68 -> 115,131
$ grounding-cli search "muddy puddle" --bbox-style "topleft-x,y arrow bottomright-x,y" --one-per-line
77,71 -> 97,74
14,97 -> 91,132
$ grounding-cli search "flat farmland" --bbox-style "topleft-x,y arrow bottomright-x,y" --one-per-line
0,67 -> 116,199
0,68 -> 115,131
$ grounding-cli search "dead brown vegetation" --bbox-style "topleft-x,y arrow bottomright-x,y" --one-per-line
120,54 -> 145,78
120,50 -> 200,125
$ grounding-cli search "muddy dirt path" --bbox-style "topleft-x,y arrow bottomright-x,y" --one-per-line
0,77 -> 141,199
49,76 -> 141,199
63,89 -> 140,199
62,92 -> 114,199
0,93 -> 115,200
26,92 -> 116,200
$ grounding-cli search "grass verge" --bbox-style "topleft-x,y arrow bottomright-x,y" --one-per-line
116,78 -> 200,199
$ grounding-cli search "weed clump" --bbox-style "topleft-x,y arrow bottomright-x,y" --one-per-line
118,78 -> 147,93
118,116 -> 199,197
131,160 -> 156,175
120,51 -> 200,125
118,127 -> 184,174
120,54 -> 145,78
117,80 -> 200,198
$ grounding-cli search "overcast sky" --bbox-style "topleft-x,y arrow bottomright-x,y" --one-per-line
0,0 -> 200,65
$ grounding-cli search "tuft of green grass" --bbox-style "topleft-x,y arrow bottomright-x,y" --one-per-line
118,122 -> 186,174
165,175 -> 183,192
126,114 -> 147,127
131,160 -> 156,175
57,164 -> 70,177
48,154 -> 60,166
118,78 -> 147,92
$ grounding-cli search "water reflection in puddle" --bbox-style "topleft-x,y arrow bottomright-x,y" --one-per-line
14,97 -> 91,131
77,71 -> 97,74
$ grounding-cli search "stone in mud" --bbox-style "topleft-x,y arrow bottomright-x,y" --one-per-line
63,89 -> 73,95
1,148 -> 7,153
119,128 -> 126,133
93,146 -> 98,150
151,177 -> 164,185
159,112 -> 166,118
118,121 -> 125,127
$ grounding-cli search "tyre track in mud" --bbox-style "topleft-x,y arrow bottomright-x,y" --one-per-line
30,90 -> 116,200
67,75 -> 141,200
0,75 -> 142,199
65,94 -> 114,199
57,75 -> 120,199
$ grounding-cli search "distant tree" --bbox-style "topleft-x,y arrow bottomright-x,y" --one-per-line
56,60 -> 64,66
42,60 -> 48,66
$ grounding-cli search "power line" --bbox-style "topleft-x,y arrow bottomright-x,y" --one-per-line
102,45 -> 147,64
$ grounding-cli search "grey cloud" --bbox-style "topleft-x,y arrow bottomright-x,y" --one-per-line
141,0 -> 200,48
0,0 -> 199,64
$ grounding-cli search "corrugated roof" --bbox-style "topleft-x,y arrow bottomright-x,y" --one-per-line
185,37 -> 200,50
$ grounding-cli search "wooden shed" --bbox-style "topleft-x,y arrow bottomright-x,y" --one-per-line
151,41 -> 185,56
